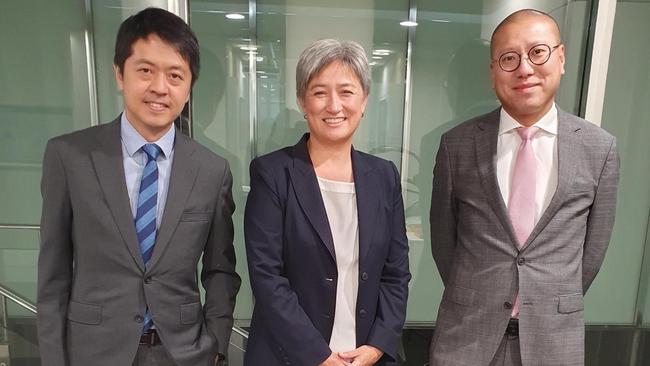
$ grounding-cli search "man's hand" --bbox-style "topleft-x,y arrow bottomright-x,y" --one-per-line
339,345 -> 384,366
319,352 -> 350,366
214,354 -> 226,366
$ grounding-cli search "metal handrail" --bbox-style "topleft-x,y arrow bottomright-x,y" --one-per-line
0,283 -> 37,314
232,324 -> 249,338
0,282 -> 248,339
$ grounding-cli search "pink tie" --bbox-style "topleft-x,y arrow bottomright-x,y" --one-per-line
508,126 -> 539,316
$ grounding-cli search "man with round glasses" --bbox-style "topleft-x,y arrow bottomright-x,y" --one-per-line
429,9 -> 619,366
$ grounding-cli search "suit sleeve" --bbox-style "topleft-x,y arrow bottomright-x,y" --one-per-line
430,134 -> 457,287
202,160 -> 242,359
244,159 -> 332,366
365,162 -> 411,362
37,140 -> 73,366
582,137 -> 619,293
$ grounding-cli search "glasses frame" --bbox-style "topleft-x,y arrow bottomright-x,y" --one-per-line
493,43 -> 562,72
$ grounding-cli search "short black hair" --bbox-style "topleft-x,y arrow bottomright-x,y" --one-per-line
113,7 -> 200,85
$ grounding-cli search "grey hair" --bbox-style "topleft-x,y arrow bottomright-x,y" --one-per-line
296,39 -> 370,100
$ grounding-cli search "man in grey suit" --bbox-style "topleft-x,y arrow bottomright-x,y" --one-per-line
429,9 -> 619,366
37,8 -> 240,366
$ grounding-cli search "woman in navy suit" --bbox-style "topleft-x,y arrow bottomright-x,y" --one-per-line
244,39 -> 410,366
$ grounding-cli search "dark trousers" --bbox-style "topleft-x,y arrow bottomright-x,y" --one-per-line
131,344 -> 177,366
488,334 -> 522,366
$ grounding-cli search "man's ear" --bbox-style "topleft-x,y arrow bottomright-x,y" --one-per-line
557,44 -> 565,75
113,64 -> 124,91
489,62 -> 496,90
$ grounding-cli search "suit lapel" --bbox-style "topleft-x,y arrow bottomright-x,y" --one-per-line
475,109 -> 520,247
352,149 -> 379,264
521,109 -> 581,250
147,132 -> 200,270
91,118 -> 145,271
288,135 -> 336,262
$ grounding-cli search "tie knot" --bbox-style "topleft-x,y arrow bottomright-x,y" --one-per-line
516,126 -> 539,141
141,143 -> 162,161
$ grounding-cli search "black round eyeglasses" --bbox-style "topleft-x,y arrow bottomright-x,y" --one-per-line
493,44 -> 561,72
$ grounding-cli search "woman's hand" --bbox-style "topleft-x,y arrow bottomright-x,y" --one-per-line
319,352 -> 350,366
339,345 -> 384,366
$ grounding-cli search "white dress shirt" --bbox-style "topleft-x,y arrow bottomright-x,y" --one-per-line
318,176 -> 359,353
496,105 -> 559,224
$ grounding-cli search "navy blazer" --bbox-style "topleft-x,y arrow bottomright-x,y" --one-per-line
244,134 -> 410,366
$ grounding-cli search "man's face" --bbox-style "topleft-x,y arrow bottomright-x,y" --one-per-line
114,34 -> 191,141
490,17 -> 565,125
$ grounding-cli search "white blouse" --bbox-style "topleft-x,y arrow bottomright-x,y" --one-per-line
317,176 -> 360,353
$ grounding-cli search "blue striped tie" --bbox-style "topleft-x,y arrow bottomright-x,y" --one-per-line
135,143 -> 161,332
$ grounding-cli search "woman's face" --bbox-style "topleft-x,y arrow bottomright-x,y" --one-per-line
299,60 -> 368,147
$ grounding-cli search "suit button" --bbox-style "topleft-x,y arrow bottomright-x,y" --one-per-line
517,257 -> 526,266
144,276 -> 152,284
134,315 -> 144,323
503,302 -> 513,310
361,272 -> 368,281
359,309 -> 367,318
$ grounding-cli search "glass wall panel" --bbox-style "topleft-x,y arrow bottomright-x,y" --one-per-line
406,0 -> 592,323
191,0 -> 254,321
0,0 -> 92,321
599,0 -> 650,326
0,229 -> 39,301
0,0 -> 92,225
255,0 -> 408,167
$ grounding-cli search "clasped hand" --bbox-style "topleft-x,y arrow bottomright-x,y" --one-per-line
319,345 -> 383,366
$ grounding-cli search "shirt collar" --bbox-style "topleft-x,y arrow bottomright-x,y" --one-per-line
120,112 -> 175,158
498,104 -> 558,136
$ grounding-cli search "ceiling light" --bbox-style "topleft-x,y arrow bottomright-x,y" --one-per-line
372,49 -> 391,56
226,13 -> 245,20
400,20 -> 418,27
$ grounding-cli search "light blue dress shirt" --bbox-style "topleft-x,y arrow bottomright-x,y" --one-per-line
120,112 -> 175,229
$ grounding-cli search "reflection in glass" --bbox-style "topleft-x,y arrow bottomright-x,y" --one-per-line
0,1 -> 92,225
599,0 -> 650,326
191,0 -> 253,322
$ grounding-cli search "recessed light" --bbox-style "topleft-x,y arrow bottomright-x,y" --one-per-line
226,13 -> 245,20
400,20 -> 418,27
373,49 -> 391,56
372,56 -> 382,60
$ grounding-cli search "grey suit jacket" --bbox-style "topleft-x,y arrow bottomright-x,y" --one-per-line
429,108 -> 619,366
37,118 -> 241,366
